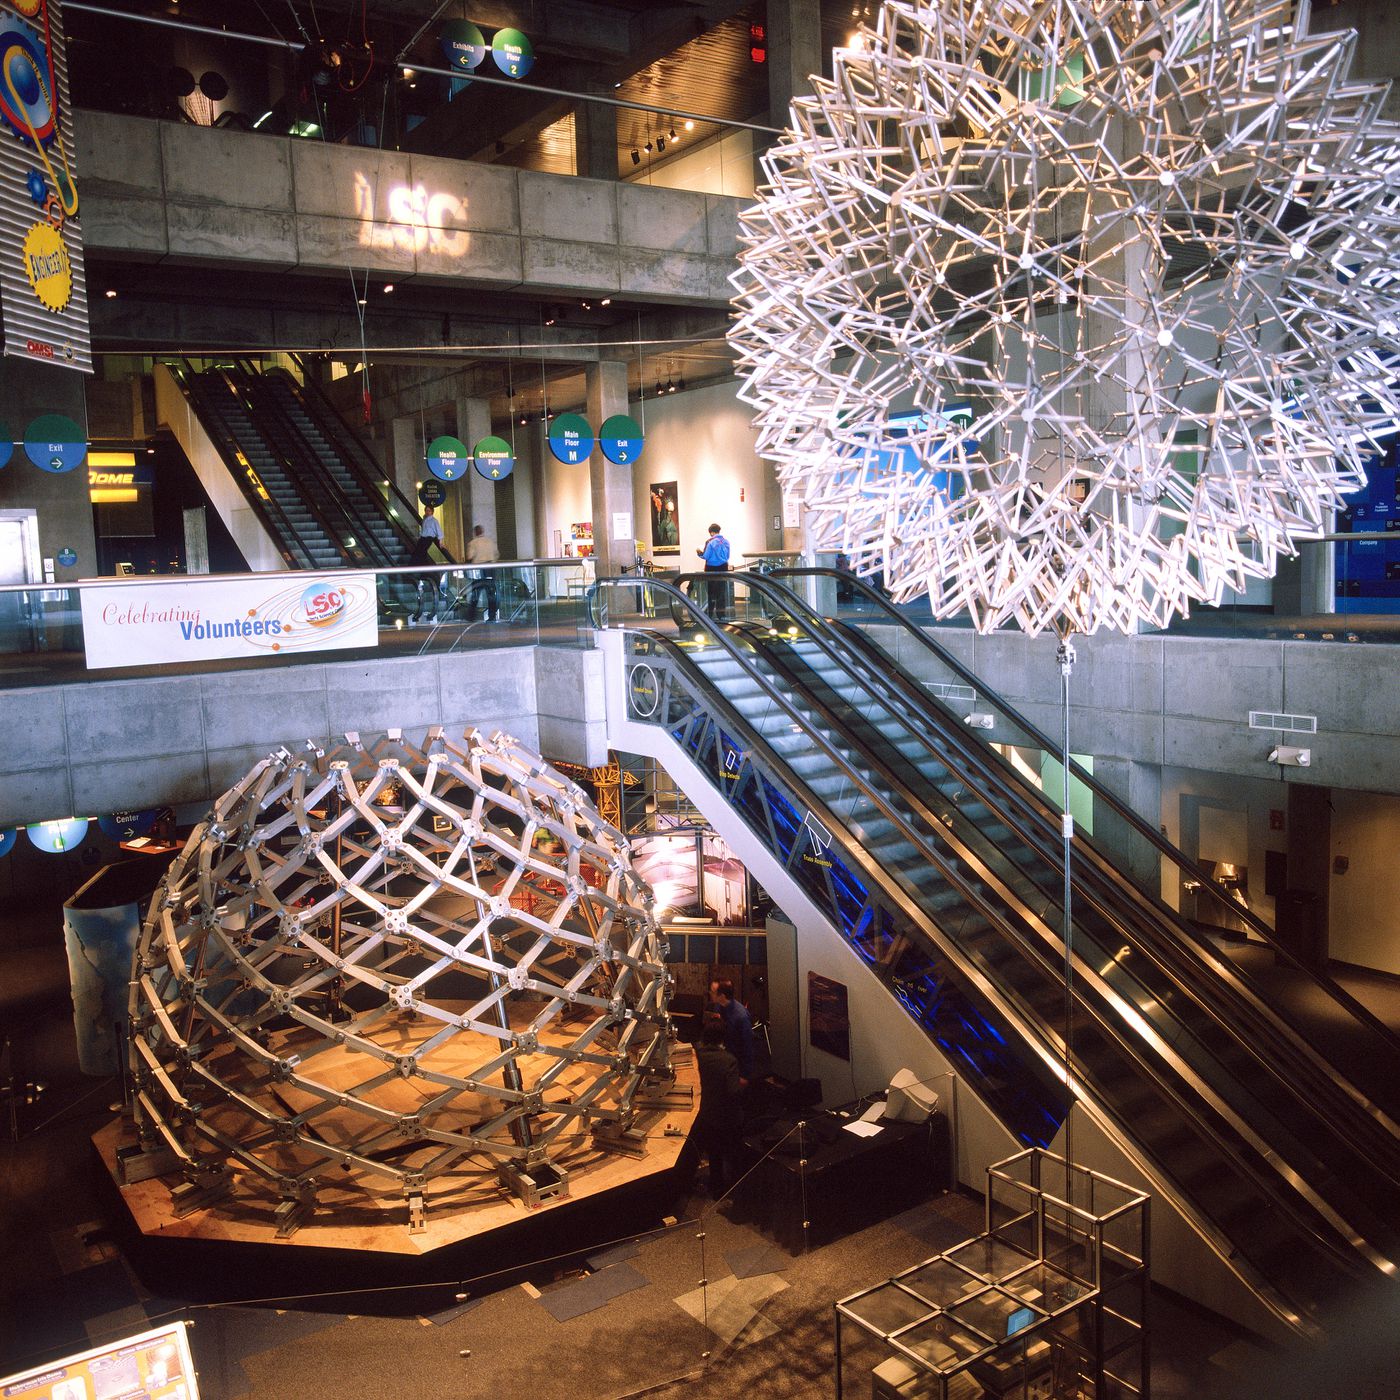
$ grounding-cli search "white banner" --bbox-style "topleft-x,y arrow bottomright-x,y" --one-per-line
80,573 -> 379,670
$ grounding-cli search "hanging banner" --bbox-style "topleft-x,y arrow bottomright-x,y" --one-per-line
80,572 -> 379,670
473,434 -> 515,480
547,412 -> 593,465
599,413 -> 644,464
0,0 -> 90,371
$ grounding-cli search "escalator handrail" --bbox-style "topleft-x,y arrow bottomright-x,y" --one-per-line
209,366 -> 367,569
728,568 -> 1400,1159
165,362 -> 319,570
279,359 -> 430,562
592,581 -> 1387,1302
771,565 -> 1400,1063
714,590 -> 1400,1171
234,367 -> 399,571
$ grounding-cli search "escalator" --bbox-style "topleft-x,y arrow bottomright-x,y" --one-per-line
593,571 -> 1400,1337
157,360 -> 423,572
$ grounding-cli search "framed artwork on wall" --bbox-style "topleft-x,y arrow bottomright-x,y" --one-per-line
808,970 -> 850,1061
649,480 -> 680,555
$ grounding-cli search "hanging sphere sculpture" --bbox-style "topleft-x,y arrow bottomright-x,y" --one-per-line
128,728 -> 672,1226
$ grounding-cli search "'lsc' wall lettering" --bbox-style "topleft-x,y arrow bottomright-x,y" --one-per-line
353,174 -> 469,257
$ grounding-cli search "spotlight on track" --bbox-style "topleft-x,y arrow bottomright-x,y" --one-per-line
631,148 -> 641,165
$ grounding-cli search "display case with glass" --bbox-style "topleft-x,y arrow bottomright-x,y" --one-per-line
835,1149 -> 1149,1400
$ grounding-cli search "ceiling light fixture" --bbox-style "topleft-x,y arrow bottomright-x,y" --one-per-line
382,283 -> 394,293
656,137 -> 666,153
685,120 -> 694,131
631,148 -> 641,165
104,288 -> 117,298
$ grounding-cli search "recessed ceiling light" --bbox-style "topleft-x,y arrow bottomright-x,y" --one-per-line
382,283 -> 394,293
104,288 -> 117,298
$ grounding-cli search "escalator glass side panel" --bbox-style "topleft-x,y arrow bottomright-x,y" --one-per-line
626,637 -> 1066,1147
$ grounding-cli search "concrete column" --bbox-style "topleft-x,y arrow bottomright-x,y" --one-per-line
573,90 -> 618,181
455,396 -> 497,552
512,428 -> 538,557
766,0 -> 822,130
587,361 -> 634,577
1092,758 -> 1164,892
390,415 -> 419,506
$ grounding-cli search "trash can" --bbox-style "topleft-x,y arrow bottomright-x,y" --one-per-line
62,856 -> 173,1075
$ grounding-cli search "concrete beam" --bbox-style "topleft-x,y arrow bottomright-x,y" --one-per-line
76,111 -> 742,308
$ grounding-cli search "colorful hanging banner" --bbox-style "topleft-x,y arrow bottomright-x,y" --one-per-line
473,435 -> 515,480
547,412 -> 593,465
599,413 -> 644,464
425,434 -> 469,482
0,0 -> 90,371
491,28 -> 533,78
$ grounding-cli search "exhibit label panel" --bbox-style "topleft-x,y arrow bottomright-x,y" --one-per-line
0,1320 -> 200,1398
80,572 -> 378,669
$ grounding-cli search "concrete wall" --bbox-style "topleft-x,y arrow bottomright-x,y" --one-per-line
76,112 -> 742,306
882,625 -> 1400,800
2,648 -> 539,828
0,642 -> 613,829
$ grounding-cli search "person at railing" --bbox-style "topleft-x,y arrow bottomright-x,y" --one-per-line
697,522 -> 731,620
465,523 -> 501,623
709,976 -> 754,1087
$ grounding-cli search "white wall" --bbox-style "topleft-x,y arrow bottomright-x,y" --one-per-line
631,127 -> 756,199
1329,788 -> 1400,974
1159,765 -> 1286,929
629,380 -> 769,566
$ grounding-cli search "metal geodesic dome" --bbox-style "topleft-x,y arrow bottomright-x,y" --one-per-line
127,727 -> 672,1229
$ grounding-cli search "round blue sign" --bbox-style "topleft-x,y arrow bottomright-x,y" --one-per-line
426,434 -> 470,483
548,413 -> 594,466
473,435 -> 515,481
441,19 -> 487,72
0,829 -> 16,859
26,817 -> 90,853
491,28 -> 534,78
57,546 -> 77,567
0,420 -> 11,470
24,413 -> 86,473
98,809 -> 158,842
599,413 -> 645,465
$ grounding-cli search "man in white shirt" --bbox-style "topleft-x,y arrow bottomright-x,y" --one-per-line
409,506 -> 447,621
464,524 -> 502,622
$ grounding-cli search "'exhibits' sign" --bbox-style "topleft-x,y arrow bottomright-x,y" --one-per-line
80,573 -> 378,670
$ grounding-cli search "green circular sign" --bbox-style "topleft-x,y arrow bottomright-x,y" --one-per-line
441,19 -> 487,71
599,413 -> 644,465
491,27 -> 534,78
426,434 -> 469,482
24,413 -> 86,473
473,435 -> 515,481
547,412 -> 594,465
0,421 -> 11,470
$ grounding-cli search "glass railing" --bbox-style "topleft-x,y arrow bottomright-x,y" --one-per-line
0,559 -> 589,687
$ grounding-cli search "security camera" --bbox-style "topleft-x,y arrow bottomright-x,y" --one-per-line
963,713 -> 995,729
1268,745 -> 1311,767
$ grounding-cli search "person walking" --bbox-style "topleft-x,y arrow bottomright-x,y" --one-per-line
408,506 -> 447,621
465,523 -> 501,622
693,1013 -> 744,1198
696,522 -> 731,619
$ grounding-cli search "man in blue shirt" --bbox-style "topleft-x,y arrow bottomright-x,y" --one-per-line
697,522 -> 731,619
709,977 -> 754,1085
